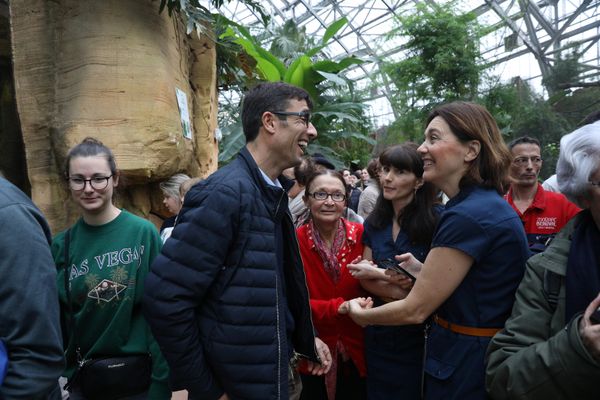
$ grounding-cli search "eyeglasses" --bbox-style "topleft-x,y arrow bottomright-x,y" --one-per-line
272,111 -> 311,127
68,175 -> 113,191
513,156 -> 543,166
308,191 -> 346,202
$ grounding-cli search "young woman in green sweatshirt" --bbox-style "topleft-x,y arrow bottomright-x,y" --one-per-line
52,137 -> 170,399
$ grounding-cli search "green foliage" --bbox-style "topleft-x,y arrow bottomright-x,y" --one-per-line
542,49 -> 582,95
383,1 -> 483,141
160,0 -> 270,34
480,79 -> 573,179
216,17 -> 373,167
385,2 -> 482,108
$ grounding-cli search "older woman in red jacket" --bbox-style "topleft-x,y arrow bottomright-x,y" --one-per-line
296,169 -> 367,400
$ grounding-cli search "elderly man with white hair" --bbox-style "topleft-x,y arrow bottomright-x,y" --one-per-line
485,121 -> 600,399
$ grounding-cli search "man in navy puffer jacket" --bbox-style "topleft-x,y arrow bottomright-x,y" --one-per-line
143,82 -> 331,400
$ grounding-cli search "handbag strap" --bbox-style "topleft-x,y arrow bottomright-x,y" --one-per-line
63,229 -> 83,363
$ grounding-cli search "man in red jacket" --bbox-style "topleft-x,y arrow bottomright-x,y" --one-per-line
504,136 -> 580,253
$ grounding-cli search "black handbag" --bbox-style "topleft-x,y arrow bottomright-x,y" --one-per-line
72,353 -> 152,400
63,230 -> 152,399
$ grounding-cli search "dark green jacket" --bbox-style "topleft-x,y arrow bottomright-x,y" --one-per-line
486,213 -> 600,399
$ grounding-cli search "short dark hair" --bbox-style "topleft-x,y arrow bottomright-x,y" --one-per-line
293,157 -> 316,186
426,101 -> 512,194
64,137 -> 117,178
241,82 -> 313,143
507,136 -> 541,151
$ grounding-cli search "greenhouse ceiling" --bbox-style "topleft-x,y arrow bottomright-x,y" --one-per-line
210,0 -> 599,129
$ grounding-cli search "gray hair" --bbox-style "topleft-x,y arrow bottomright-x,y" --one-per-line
557,121 -> 600,207
160,173 -> 190,199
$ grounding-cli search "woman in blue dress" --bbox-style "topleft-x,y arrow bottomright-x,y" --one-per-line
348,102 -> 530,399
347,143 -> 441,399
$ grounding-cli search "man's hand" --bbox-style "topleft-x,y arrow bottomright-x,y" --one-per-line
580,293 -> 600,361
217,394 -> 230,400
304,337 -> 332,376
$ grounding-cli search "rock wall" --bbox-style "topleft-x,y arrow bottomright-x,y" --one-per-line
10,0 -> 218,232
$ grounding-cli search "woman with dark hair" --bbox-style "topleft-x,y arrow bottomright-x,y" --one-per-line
348,143 -> 440,399
348,102 -> 530,399
296,169 -> 368,400
52,137 -> 170,399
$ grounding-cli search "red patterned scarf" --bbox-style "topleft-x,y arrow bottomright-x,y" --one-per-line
309,219 -> 346,284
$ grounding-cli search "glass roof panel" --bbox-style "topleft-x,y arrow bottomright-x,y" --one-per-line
211,0 -> 600,129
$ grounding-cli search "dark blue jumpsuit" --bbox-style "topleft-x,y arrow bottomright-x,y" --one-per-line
362,219 -> 431,399
424,186 -> 529,399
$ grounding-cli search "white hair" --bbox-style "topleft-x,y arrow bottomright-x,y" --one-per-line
556,121 -> 600,207
159,173 -> 190,199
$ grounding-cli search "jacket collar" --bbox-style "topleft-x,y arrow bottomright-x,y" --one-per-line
505,183 -> 546,212
238,147 -> 295,194
238,147 -> 291,220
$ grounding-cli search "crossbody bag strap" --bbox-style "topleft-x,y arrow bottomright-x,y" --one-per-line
62,229 -> 82,363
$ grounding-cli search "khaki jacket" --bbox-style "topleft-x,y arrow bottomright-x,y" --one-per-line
485,213 -> 600,399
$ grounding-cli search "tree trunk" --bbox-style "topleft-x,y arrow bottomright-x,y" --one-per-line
9,0 -> 218,232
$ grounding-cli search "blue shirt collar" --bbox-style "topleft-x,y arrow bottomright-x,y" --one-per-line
259,168 -> 283,189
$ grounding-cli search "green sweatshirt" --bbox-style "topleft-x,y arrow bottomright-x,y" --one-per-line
52,210 -> 170,399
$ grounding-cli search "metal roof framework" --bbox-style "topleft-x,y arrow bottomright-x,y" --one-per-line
214,0 -> 600,128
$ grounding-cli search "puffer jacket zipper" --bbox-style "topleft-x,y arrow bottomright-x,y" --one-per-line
275,273 -> 282,399
287,211 -> 319,362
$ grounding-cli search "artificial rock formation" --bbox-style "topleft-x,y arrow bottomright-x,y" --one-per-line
10,0 -> 218,232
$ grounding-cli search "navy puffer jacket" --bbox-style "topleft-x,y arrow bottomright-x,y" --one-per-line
143,148 -> 318,400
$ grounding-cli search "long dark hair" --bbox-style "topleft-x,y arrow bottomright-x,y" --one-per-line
367,143 -> 439,246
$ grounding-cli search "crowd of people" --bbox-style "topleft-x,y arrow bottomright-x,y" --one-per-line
1,81 -> 599,400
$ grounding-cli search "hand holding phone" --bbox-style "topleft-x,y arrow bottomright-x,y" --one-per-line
377,258 -> 416,282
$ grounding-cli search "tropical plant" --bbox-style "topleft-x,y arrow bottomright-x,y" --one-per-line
382,1 -> 483,142
216,17 -> 374,166
480,79 -> 573,179
543,48 -> 582,95
160,0 -> 270,37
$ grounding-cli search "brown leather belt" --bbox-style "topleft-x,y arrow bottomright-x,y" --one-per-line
433,315 -> 502,337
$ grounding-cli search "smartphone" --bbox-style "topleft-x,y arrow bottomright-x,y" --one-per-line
591,306 -> 600,325
377,258 -> 416,282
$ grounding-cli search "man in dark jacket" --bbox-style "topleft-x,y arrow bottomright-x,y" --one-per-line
143,82 -> 331,400
0,177 -> 65,399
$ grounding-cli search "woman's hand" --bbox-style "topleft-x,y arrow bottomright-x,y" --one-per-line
395,253 -> 423,278
383,269 -> 414,290
304,337 -> 332,375
579,293 -> 600,361
338,301 -> 349,314
347,257 -> 384,280
346,297 -> 374,327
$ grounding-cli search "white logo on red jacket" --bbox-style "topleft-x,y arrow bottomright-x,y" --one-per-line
536,217 -> 557,230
